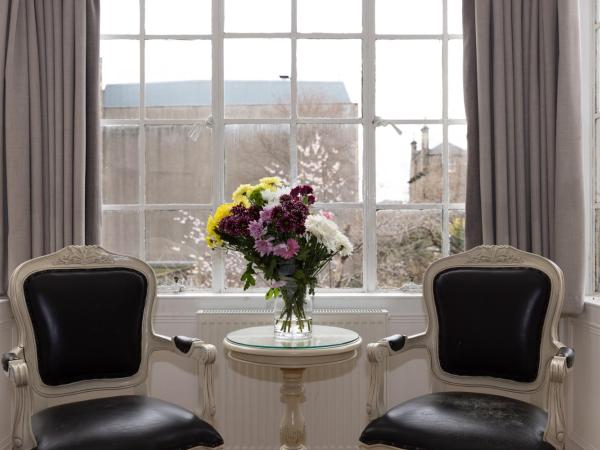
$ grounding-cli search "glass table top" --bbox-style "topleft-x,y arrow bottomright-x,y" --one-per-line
225,325 -> 360,349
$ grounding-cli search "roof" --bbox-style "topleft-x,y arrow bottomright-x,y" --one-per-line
420,143 -> 466,156
103,80 -> 351,108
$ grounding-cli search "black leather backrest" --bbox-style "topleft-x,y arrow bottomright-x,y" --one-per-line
23,268 -> 148,386
433,267 -> 551,382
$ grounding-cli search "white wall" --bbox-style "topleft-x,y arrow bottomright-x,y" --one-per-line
1,295 -> 598,450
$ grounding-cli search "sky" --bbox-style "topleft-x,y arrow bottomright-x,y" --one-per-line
99,0 -> 466,203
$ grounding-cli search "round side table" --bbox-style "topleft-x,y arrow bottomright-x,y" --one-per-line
224,325 -> 362,450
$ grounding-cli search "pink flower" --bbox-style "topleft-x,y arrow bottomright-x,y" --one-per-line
260,206 -> 274,222
273,238 -> 300,260
248,220 -> 264,239
254,238 -> 274,256
320,210 -> 335,220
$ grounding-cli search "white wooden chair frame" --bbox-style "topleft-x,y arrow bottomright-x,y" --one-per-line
362,245 -> 572,450
3,245 -> 221,450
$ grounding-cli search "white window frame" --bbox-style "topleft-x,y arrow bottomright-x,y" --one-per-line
589,0 -> 598,295
100,0 -> 465,293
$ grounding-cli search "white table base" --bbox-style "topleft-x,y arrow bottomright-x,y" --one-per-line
280,368 -> 306,450
224,326 -> 362,450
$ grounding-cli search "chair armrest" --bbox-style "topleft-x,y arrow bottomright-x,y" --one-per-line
151,334 -> 217,422
543,347 -> 574,449
557,346 -> 574,368
366,333 -> 426,421
2,351 -> 18,373
3,347 -> 36,449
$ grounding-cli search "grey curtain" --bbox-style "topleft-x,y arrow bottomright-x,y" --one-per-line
463,0 -> 585,315
0,0 -> 101,295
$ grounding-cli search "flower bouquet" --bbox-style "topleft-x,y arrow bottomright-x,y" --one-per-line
206,177 -> 353,339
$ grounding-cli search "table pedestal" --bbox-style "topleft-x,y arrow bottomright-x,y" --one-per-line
224,325 -> 361,449
280,368 -> 306,450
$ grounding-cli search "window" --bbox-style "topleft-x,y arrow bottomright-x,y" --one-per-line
100,0 -> 466,292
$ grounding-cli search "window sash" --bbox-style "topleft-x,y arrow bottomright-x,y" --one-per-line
100,0 -> 464,292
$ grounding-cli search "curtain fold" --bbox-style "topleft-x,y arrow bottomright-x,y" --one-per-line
463,0 -> 584,315
0,0 -> 101,295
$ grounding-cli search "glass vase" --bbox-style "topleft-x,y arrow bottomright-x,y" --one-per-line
273,279 -> 313,340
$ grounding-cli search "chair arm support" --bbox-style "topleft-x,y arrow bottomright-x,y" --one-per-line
557,346 -> 574,368
3,347 -> 36,449
2,351 -> 18,373
366,333 -> 425,421
543,349 -> 573,450
151,334 -> 217,423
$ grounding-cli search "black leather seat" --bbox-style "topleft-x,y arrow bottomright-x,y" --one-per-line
360,392 -> 554,450
32,395 -> 224,450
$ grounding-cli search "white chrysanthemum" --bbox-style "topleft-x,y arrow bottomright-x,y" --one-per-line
261,186 -> 291,205
335,233 -> 353,256
305,214 -> 353,256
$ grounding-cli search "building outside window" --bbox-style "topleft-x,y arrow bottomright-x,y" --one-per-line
99,0 -> 466,292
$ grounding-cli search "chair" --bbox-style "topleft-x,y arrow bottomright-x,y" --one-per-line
359,245 -> 574,450
1,245 -> 223,450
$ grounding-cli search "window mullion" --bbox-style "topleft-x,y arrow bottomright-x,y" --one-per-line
139,0 -> 147,261
212,0 -> 225,292
441,0 -> 450,256
363,0 -> 377,292
290,0 -> 298,183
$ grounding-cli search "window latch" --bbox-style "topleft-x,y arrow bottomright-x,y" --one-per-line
373,116 -> 403,136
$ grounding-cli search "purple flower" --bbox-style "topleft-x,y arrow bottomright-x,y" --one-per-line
248,220 -> 264,239
290,184 -> 314,198
218,205 -> 260,237
273,238 -> 300,260
270,198 -> 308,234
254,238 -> 274,256
260,206 -> 274,223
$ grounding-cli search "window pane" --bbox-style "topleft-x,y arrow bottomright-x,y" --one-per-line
225,124 -> 290,197
447,0 -> 463,35
298,0 -> 361,33
297,124 -> 362,202
377,209 -> 442,288
102,211 -> 141,258
145,40 -> 211,120
145,210 -> 212,288
448,39 -> 465,119
102,126 -> 139,204
226,252 -> 269,289
101,40 -> 139,119
146,0 -> 211,35
449,210 -> 466,255
146,125 -> 212,204
100,0 -> 139,34
225,39 -> 291,119
225,0 -> 291,32
376,0 -> 442,35
297,40 -> 361,119
448,125 -> 467,203
316,209 -> 363,288
376,40 -> 442,119
377,124 -> 443,203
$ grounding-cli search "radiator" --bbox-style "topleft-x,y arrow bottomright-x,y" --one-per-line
197,309 -> 389,450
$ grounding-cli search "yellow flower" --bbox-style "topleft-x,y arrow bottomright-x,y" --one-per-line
214,202 -> 235,222
232,184 -> 254,207
258,176 -> 283,191
205,203 -> 235,249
